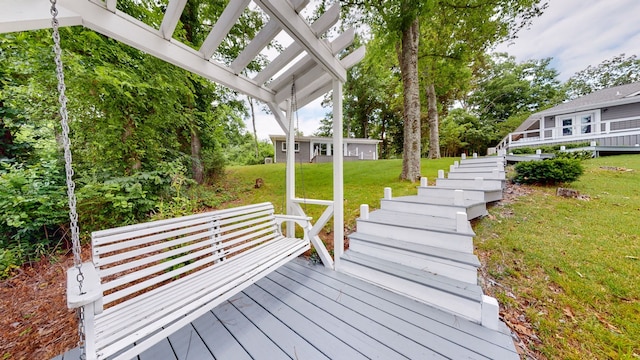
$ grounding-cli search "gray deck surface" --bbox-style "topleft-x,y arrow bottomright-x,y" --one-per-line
55,257 -> 518,360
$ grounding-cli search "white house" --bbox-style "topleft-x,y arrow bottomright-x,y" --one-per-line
497,81 -> 640,151
270,135 -> 381,163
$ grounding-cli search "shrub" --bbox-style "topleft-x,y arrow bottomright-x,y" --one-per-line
513,158 -> 584,185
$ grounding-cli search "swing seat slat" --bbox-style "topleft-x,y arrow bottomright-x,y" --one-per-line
67,202 -> 311,360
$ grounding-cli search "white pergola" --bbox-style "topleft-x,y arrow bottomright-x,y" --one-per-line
0,0 -> 364,269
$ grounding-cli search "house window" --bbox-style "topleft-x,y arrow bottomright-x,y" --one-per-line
282,142 -> 300,152
562,118 -> 573,136
580,115 -> 592,134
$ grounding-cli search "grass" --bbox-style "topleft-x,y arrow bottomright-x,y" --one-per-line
222,158 -> 455,232
475,155 -> 640,359
220,155 -> 640,359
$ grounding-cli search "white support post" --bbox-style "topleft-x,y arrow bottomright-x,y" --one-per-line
360,204 -> 369,220
536,149 -> 542,155
560,145 -> 566,151
454,190 -> 464,206
438,170 -> 445,179
454,161 -> 459,168
83,303 -> 97,360
383,187 -> 392,199
482,295 -> 500,330
420,177 -> 428,187
456,212 -> 468,233
473,153 -> 478,158
450,165 -> 456,173
461,153 -> 466,160
332,79 -> 344,269
285,100 -> 295,238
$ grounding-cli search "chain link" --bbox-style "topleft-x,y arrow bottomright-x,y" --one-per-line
50,0 -> 86,359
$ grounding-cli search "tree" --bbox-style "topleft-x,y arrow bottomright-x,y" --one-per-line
565,53 -> 640,99
468,53 -> 564,124
346,0 -> 547,180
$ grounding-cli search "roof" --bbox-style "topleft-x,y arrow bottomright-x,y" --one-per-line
515,81 -> 640,132
269,134 -> 381,144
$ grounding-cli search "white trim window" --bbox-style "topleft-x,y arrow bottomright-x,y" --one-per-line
282,142 -> 300,152
556,110 -> 599,138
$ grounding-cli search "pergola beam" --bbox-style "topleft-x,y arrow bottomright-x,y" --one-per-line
0,0 -> 82,33
159,0 -> 188,39
230,0 -> 309,74
57,0 -> 275,103
252,1 -> 341,85
199,0 -> 250,59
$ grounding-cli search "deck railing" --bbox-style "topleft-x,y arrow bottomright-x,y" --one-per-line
497,117 -> 640,151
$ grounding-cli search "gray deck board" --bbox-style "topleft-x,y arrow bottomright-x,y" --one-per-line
55,258 -> 518,360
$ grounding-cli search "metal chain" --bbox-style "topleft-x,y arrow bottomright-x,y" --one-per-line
50,1 -> 86,358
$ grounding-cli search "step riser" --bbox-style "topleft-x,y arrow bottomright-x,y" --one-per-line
356,221 -> 474,253
349,239 -> 478,284
436,178 -> 504,190
448,172 -> 506,180
416,187 -> 485,202
380,200 -> 464,219
339,261 -> 482,323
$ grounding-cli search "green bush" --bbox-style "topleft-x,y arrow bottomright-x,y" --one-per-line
513,158 -> 584,185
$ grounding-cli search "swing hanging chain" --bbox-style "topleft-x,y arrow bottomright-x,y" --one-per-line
50,1 -> 86,358
290,78 -> 307,212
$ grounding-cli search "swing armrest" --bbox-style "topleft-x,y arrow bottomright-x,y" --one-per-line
274,214 -> 312,240
67,262 -> 103,310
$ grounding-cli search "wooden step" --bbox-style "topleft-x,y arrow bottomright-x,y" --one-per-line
356,209 -> 475,253
417,185 -> 502,203
460,156 -> 505,165
348,232 -> 480,284
381,195 -> 487,220
451,166 -> 503,173
340,251 -> 485,323
448,171 -> 506,180
436,177 -> 504,191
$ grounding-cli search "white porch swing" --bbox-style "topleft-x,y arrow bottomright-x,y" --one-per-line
26,0 -> 365,358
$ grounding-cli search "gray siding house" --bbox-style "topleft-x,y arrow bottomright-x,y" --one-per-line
270,135 -> 381,163
497,82 -> 640,151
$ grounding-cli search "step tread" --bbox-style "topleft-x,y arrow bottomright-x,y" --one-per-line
361,209 -> 474,236
385,195 -> 485,207
348,232 -> 481,267
341,251 -> 483,302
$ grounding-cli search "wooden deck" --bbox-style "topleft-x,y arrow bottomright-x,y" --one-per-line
55,257 -> 518,360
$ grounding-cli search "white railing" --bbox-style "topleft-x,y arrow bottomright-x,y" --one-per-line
497,117 -> 640,150
290,197 -> 334,267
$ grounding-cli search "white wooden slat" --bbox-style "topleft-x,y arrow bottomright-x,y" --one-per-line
95,223 -> 214,265
95,237 -> 297,332
107,242 -> 308,360
105,0 -> 117,12
98,233 -> 217,278
159,0 -> 188,39
0,0 -> 82,34
274,65 -> 326,104
292,197 -> 333,206
252,2 -> 341,85
216,209 -> 274,228
97,238 -> 308,357
93,216 -> 214,247
199,0 -> 251,59
255,0 -> 346,82
218,227 -> 279,252
229,0 -> 309,74
309,204 -> 334,238
269,27 -> 354,94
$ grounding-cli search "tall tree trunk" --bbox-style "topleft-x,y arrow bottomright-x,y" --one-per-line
400,18 -> 421,182
426,82 -> 440,159
248,96 -> 259,160
191,128 -> 204,184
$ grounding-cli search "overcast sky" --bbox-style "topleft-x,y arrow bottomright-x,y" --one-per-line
249,0 -> 640,140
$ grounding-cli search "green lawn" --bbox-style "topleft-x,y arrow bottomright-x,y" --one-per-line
220,155 -> 640,359
475,155 -> 640,359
